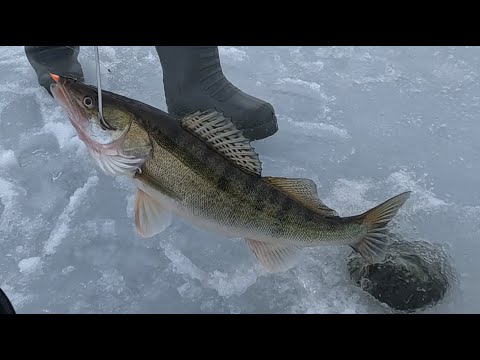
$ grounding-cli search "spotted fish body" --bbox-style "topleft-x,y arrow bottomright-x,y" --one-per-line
51,75 -> 411,272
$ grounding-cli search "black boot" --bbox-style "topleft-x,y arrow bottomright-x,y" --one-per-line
25,46 -> 84,97
156,46 -> 278,141
0,288 -> 15,314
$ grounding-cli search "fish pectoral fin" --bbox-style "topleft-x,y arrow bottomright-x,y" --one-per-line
134,188 -> 172,238
88,147 -> 149,177
245,238 -> 301,273
264,177 -> 339,217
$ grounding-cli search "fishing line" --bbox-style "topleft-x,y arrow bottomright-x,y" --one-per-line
63,46 -> 112,75
94,46 -> 104,120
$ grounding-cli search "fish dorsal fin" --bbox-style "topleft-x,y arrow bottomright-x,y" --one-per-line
180,110 -> 262,176
265,176 -> 339,217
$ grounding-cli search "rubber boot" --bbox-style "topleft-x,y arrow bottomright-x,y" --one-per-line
25,46 -> 84,97
0,288 -> 15,314
156,46 -> 278,141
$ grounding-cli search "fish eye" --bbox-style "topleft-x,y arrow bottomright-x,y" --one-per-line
83,96 -> 94,108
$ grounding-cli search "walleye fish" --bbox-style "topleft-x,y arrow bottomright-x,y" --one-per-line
50,74 -> 411,272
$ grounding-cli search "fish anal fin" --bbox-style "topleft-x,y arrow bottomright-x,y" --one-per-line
245,238 -> 301,273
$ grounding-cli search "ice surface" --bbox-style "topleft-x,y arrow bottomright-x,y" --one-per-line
18,257 -> 42,274
0,46 -> 479,313
43,176 -> 99,255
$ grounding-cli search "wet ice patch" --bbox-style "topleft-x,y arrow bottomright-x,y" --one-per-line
18,257 -> 42,274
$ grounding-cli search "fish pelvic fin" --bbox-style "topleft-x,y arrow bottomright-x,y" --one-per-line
350,191 -> 411,263
134,188 -> 172,238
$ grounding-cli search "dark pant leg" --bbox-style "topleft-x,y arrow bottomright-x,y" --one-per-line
155,46 -> 278,141
25,46 -> 84,96
0,288 -> 15,314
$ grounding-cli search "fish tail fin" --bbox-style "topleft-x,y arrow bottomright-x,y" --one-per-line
350,191 -> 411,262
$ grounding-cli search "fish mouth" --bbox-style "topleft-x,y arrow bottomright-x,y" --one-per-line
50,73 -> 128,151
50,75 -> 94,144
50,74 -> 134,152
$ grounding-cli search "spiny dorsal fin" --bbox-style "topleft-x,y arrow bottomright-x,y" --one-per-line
180,110 -> 262,176
265,176 -> 339,217
245,238 -> 301,273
